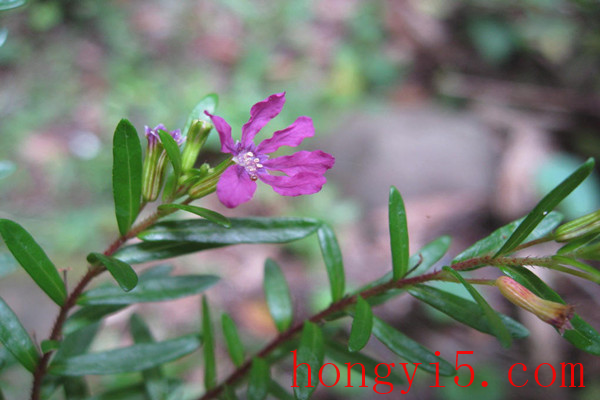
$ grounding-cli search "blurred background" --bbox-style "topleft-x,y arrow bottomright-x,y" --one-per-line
2,0 -> 600,399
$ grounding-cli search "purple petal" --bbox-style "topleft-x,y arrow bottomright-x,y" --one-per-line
258,172 -> 327,196
263,150 -> 335,176
256,116 -> 314,154
241,92 -> 286,146
217,165 -> 257,208
205,111 -> 235,154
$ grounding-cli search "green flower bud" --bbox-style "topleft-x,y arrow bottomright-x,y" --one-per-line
181,120 -> 212,172
555,210 -> 600,242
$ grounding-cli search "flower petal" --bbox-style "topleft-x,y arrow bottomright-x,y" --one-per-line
241,92 -> 286,146
256,116 -> 314,154
217,165 -> 257,208
263,150 -> 335,176
259,172 -> 327,196
205,111 -> 235,154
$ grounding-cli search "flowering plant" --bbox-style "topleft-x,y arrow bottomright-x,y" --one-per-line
1,93 -> 599,400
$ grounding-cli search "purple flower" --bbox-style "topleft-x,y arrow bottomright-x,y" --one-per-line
206,92 -> 335,208
144,124 -> 185,147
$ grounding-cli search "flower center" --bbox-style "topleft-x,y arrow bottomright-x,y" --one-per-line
233,151 -> 264,181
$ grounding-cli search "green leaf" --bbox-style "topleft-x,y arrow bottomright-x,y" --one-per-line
129,314 -> 168,400
64,305 -> 125,335
54,323 -> 101,362
442,267 -> 512,348
87,252 -> 138,292
0,219 -> 66,306
183,93 -> 218,137
495,158 -> 594,256
453,212 -> 563,263
139,217 -> 321,244
221,314 -> 245,367
48,334 -> 200,376
408,284 -> 529,338
158,204 -> 231,227
0,0 -> 26,11
77,275 -> 219,305
348,296 -> 372,352
112,119 -> 143,236
247,358 -> 269,400
501,265 -> 600,355
114,241 -> 216,264
293,322 -> 324,400
324,340 -> 404,384
223,385 -> 240,400
41,340 -> 60,354
63,377 -> 89,400
86,383 -> 148,400
552,255 -> 600,283
268,380 -> 295,400
372,317 -> 454,376
317,224 -> 345,302
264,259 -> 293,332
157,129 -> 183,177
359,235 -> 451,303
202,297 -> 216,391
0,297 -> 39,372
388,186 -> 409,279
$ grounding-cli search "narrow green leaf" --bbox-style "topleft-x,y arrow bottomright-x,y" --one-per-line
408,284 -> 529,338
372,317 -> 454,376
86,383 -> 148,400
453,212 -> 563,263
247,358 -> 269,400
64,306 -> 125,335
293,322 -> 324,400
158,204 -> 231,228
495,158 -> 594,256
157,129 -> 183,177
268,380 -> 295,400
221,314 -> 245,367
139,217 -> 321,244
222,385 -> 240,400
49,335 -> 200,376
0,219 -> 66,306
54,323 -> 101,362
552,255 -> 600,283
324,340 -> 404,384
183,94 -> 218,137
77,275 -> 219,305
130,314 -> 168,400
359,235 -> 451,297
264,259 -> 293,332
112,119 -> 142,236
388,186 -> 409,279
41,340 -> 61,354
114,241 -> 216,264
0,297 -> 39,372
501,265 -> 600,355
87,252 -> 138,292
348,296 -> 372,352
63,377 -> 89,400
442,267 -> 512,348
202,297 -> 216,391
317,224 -> 345,302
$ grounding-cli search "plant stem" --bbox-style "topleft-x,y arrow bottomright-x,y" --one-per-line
29,204 -> 178,400
197,253 -> 559,400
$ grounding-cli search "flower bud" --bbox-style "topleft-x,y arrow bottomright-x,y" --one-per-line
142,124 -> 184,202
181,120 -> 212,172
496,276 -> 574,334
555,210 -> 600,242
